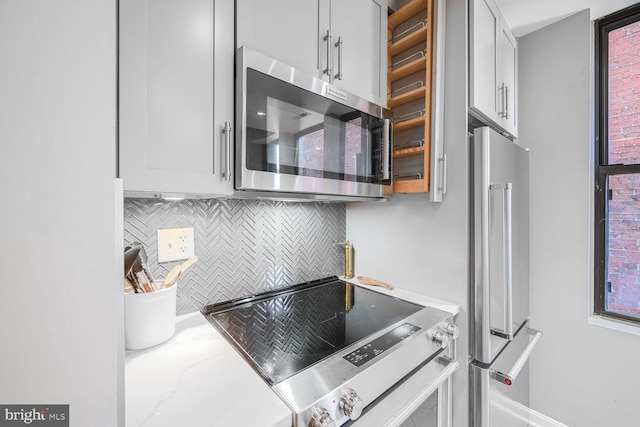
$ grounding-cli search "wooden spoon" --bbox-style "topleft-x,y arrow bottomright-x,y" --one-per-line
179,256 -> 198,275
163,264 -> 182,288
164,256 -> 198,288
357,276 -> 394,290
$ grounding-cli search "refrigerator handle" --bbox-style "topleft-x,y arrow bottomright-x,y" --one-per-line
490,328 -> 543,386
490,182 -> 514,340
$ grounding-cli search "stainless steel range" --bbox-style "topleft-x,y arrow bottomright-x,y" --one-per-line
204,277 -> 458,427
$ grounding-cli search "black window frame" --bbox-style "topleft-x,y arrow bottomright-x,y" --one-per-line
594,3 -> 640,323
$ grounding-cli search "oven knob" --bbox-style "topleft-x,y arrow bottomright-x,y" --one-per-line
308,407 -> 335,427
339,389 -> 364,420
431,330 -> 450,349
443,323 -> 459,339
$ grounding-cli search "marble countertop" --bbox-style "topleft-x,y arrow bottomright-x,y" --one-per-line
125,278 -> 460,427
125,312 -> 291,427
340,276 -> 461,316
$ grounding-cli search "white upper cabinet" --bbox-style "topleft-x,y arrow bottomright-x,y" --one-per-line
119,0 -> 235,197
236,0 -> 387,106
498,14 -> 517,136
470,0 -> 500,124
469,0 -> 518,137
236,0 -> 322,79
328,0 -> 386,106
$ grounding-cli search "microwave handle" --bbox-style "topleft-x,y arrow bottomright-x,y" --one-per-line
382,118 -> 392,182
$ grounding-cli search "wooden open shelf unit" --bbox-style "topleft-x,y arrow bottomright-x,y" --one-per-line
387,0 -> 434,194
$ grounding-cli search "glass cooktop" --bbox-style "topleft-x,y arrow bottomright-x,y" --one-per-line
204,277 -> 423,385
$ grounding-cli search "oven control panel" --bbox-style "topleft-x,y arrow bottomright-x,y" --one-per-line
343,323 -> 421,367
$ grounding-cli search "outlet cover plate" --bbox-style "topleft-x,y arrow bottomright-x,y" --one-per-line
157,227 -> 195,263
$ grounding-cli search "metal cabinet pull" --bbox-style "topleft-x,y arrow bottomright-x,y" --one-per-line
222,121 -> 232,181
490,328 -> 543,386
504,86 -> 510,120
498,83 -> 506,118
323,30 -> 332,78
334,36 -> 343,80
438,154 -> 447,195
490,182 -> 513,340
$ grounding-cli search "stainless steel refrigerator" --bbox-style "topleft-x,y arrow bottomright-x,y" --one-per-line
470,127 -> 544,427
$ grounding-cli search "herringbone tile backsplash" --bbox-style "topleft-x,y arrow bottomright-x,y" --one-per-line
124,198 -> 346,315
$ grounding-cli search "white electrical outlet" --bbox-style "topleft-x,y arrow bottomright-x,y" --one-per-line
157,227 -> 195,263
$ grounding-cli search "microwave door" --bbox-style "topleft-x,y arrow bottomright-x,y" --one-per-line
236,47 -> 391,200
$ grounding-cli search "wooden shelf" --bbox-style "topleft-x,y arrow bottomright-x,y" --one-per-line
394,145 -> 425,158
389,0 -> 427,31
387,0 -> 434,196
388,86 -> 426,108
392,116 -> 425,132
393,178 -> 427,193
389,26 -> 428,57
388,56 -> 427,83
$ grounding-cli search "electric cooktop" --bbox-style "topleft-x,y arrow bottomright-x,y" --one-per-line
204,276 -> 424,385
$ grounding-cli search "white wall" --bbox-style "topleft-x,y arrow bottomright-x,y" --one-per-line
0,1 -> 122,425
346,0 -> 470,425
520,10 -> 640,427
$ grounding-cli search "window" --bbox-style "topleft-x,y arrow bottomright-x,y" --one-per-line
595,4 -> 640,323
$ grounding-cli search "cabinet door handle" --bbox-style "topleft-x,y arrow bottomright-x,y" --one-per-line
334,36 -> 343,80
323,30 -> 332,78
498,83 -> 506,118
222,121 -> 232,181
504,85 -> 510,120
438,154 -> 447,195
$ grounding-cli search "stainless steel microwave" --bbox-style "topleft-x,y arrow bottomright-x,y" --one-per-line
234,47 -> 392,202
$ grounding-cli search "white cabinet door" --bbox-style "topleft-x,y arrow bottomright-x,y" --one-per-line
236,0 -> 386,106
499,18 -> 518,136
469,0 -> 501,125
236,0 -> 323,79
469,0 -> 518,136
330,0 -> 386,106
119,0 -> 234,197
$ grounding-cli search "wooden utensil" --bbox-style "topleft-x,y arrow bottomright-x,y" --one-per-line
164,256 -> 198,288
179,256 -> 198,275
357,276 -> 394,290
163,264 -> 182,288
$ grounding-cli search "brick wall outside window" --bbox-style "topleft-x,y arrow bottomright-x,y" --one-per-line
606,21 -> 640,316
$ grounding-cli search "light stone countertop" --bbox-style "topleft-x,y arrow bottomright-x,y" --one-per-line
125,311 -> 291,427
125,278 -> 460,427
341,276 -> 461,316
